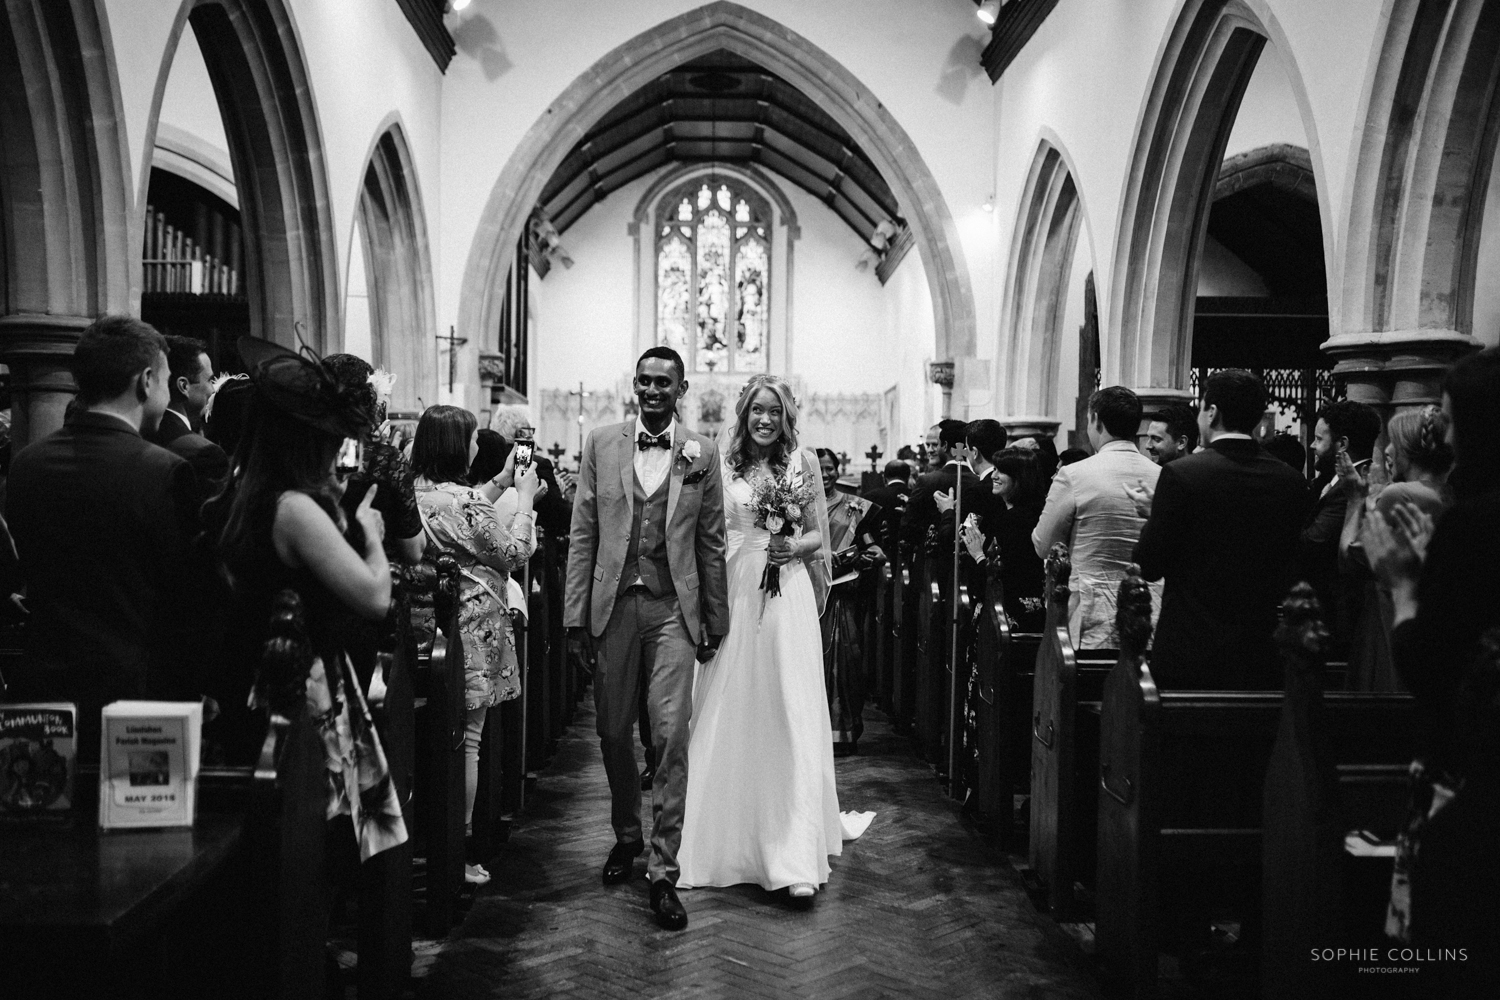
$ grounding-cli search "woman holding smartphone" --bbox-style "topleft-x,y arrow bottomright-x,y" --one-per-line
411,405 -> 539,884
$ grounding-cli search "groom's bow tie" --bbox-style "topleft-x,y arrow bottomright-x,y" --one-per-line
637,431 -> 671,451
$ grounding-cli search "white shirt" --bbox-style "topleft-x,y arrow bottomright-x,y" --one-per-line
162,408 -> 192,433
634,417 -> 677,496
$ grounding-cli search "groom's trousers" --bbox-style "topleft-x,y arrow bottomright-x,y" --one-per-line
594,587 -> 695,884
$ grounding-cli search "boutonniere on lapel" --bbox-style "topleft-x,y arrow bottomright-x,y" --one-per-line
679,438 -> 708,485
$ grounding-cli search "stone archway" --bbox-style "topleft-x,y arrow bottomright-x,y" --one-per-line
353,119 -> 437,412
999,138 -> 1091,438
1333,0 -> 1499,411
137,0 -> 340,355
457,1 -> 976,410
1106,0 -> 1330,411
0,0 -> 132,446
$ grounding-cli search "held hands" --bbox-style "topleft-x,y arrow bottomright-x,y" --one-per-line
696,634 -> 723,664
1123,478 -> 1154,519
355,484 -> 386,546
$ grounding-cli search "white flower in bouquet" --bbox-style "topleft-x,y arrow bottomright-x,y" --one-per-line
766,513 -> 785,533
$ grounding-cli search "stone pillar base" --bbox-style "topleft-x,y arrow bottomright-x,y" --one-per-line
0,313 -> 91,449
1322,330 -> 1481,417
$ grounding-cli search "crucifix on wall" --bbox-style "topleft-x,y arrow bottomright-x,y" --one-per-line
436,325 -> 468,394
866,444 -> 883,473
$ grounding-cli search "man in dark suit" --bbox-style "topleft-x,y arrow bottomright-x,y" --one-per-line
5,315 -> 200,758
152,335 -> 229,502
860,459 -> 911,544
1299,399 -> 1381,651
962,418 -> 1009,545
900,419 -> 988,570
1130,369 -> 1309,689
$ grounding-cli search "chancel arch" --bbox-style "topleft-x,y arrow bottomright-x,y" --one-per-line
1334,0 -> 1500,411
0,0 -> 132,446
1106,0 -> 1331,413
137,0 -> 340,359
347,120 -> 437,413
457,0 -> 977,417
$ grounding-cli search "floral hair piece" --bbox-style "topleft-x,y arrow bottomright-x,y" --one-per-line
202,372 -> 249,424
368,369 -> 397,406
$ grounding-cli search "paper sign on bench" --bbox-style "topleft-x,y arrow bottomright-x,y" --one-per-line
99,701 -> 202,830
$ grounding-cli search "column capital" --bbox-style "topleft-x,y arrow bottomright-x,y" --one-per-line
0,312 -> 93,361
0,313 -> 91,448
999,417 -> 1060,441
1130,388 -> 1196,413
1322,329 -> 1482,411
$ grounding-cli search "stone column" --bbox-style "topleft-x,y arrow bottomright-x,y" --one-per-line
998,417 -> 1061,445
0,314 -> 90,450
928,360 -> 955,419
1321,331 -> 1480,421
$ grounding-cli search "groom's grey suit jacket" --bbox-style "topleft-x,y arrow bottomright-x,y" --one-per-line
564,421 -> 730,644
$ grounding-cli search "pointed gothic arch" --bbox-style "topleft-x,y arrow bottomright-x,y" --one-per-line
0,0 -> 132,445
351,118 -> 437,412
1106,0 -> 1330,407
1000,138 -> 1094,435
457,1 -> 975,409
137,0 -> 340,354
1332,0 -> 1498,409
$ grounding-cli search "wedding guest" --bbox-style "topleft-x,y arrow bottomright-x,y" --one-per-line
5,316 -> 198,759
921,423 -> 943,472
152,335 -> 229,502
412,405 -> 539,885
1265,433 -> 1307,474
491,404 -> 571,538
205,334 -> 404,857
1339,405 -> 1454,691
323,354 -> 424,566
960,446 -> 1047,631
1058,447 -> 1089,468
1300,399 -> 1381,652
818,448 -> 877,754
1144,403 -> 1199,466
861,459 -> 911,543
1131,369 -> 1307,688
963,418 -> 1008,539
1364,348 -> 1500,992
901,419 -> 986,561
1033,387 -> 1158,649
202,373 -> 254,460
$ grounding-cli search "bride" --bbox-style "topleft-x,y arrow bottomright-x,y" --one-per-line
676,374 -> 867,900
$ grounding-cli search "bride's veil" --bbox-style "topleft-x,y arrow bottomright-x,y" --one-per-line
716,376 -> 832,615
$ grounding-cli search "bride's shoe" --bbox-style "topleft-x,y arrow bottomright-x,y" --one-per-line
788,882 -> 816,899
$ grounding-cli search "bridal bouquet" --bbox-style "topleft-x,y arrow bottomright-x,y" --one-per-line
748,467 -> 817,599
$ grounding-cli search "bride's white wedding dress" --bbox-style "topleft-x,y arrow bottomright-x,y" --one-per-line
676,451 -> 871,891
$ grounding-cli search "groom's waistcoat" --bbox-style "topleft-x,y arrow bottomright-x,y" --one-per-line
618,470 -> 672,599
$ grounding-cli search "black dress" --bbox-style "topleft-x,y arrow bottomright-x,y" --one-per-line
996,501 -> 1046,633
1387,487 -> 1500,988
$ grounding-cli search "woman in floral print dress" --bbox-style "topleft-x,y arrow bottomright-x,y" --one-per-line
411,404 -> 540,883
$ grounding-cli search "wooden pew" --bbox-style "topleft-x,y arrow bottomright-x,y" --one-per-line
1261,585 -> 1412,1000
411,555 -> 467,935
913,549 -> 946,769
1028,545 -> 1117,916
1092,571 -> 1415,997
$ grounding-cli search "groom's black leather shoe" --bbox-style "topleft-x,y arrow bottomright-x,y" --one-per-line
650,879 -> 688,931
602,840 -> 644,885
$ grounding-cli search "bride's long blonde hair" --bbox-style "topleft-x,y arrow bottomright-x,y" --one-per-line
727,374 -> 800,480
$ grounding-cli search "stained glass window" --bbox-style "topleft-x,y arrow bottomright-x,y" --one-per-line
655,179 -> 772,373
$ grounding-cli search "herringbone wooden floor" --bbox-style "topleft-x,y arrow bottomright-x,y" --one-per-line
417,698 -> 1099,999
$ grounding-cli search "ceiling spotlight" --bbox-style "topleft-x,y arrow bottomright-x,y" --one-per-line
976,0 -> 1002,25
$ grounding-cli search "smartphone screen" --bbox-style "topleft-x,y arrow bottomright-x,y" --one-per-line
336,437 -> 363,478
513,439 -> 534,471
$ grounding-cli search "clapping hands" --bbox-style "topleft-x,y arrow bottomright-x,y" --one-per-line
1362,501 -> 1434,590
958,519 -> 987,563
933,488 -> 955,514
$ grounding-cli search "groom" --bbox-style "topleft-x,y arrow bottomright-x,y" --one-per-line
564,346 -> 730,930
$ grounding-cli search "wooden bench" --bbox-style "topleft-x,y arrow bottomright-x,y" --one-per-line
1093,573 -> 1415,997
1027,546 -> 1117,915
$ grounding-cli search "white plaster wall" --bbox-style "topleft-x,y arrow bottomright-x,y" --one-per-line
1222,40 -> 1309,160
156,28 -> 230,163
1472,156 -> 1500,348
987,0 -> 1388,383
438,0 -> 996,397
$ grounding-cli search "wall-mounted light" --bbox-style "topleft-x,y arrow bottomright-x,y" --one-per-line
449,0 -> 472,11
976,0 -> 1002,26
982,197 -> 994,213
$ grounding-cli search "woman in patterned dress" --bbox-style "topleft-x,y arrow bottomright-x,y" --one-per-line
411,404 -> 540,883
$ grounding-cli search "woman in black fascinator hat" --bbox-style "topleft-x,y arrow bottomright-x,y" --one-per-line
203,335 -> 406,858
